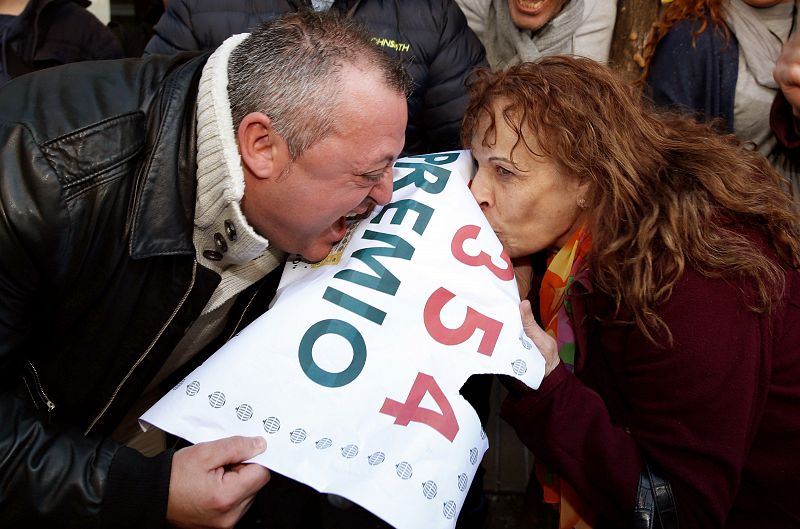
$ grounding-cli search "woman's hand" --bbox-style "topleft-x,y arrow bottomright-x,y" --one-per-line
520,300 -> 560,377
512,257 -> 533,299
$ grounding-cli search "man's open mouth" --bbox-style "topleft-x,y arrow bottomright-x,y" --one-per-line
343,203 -> 376,225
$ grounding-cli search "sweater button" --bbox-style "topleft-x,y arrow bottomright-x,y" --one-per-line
214,232 -> 228,253
224,220 -> 238,241
203,250 -> 223,261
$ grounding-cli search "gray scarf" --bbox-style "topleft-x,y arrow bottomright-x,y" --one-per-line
724,0 -> 798,89
483,0 -> 585,68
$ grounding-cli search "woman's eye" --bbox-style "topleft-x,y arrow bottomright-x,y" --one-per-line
496,166 -> 513,177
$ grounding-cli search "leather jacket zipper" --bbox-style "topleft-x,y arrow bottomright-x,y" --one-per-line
26,361 -> 56,421
84,261 -> 197,435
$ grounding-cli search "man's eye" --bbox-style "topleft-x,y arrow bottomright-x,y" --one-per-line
361,172 -> 383,182
360,166 -> 391,182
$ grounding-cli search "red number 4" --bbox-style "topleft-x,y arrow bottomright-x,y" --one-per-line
380,372 -> 459,442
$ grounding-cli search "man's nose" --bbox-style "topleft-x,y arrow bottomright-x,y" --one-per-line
368,170 -> 394,205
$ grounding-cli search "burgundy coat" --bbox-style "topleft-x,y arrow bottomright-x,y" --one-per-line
503,248 -> 800,528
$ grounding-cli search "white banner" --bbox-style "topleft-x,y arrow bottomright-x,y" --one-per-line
142,150 -> 544,529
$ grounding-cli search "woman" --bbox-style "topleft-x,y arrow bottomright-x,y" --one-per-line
462,56 -> 800,528
642,0 -> 798,195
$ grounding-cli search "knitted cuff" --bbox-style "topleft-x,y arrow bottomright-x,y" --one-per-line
100,445 -> 174,529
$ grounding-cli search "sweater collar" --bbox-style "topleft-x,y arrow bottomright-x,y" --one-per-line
193,32 -> 271,270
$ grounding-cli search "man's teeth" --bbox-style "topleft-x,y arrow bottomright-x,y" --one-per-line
519,0 -> 545,8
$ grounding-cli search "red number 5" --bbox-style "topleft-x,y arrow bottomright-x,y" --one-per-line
424,287 -> 502,357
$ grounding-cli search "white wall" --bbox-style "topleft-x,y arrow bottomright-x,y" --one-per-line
86,0 -> 110,24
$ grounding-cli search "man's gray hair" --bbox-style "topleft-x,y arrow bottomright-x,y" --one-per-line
228,10 -> 411,159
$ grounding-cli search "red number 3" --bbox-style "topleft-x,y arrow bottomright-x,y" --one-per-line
451,225 -> 514,281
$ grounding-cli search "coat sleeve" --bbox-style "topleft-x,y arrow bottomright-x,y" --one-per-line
76,7 -> 126,60
771,90 -> 800,153
644,19 -> 738,133
415,0 -> 488,153
143,0 -> 202,55
501,270 -> 770,528
0,119 -> 173,529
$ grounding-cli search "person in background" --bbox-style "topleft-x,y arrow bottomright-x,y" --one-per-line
0,0 -> 123,86
463,56 -> 800,528
773,24 -> 800,159
0,11 -> 408,529
454,0 -> 617,67
144,0 -> 487,156
644,0 -> 799,196
108,0 -> 165,56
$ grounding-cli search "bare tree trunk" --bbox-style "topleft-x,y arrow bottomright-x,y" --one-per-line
608,0 -> 663,83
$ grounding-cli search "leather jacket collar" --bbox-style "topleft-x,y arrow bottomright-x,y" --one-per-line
129,53 -> 208,260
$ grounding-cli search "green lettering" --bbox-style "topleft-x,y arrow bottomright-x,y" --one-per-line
334,230 -> 414,295
323,287 -> 386,325
370,199 -> 434,235
298,319 -> 366,388
393,153 -> 459,194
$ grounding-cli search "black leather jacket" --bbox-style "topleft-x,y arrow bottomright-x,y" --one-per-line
0,53 -> 279,528
144,0 -> 487,155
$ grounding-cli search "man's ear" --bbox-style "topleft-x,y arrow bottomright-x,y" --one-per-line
237,112 -> 290,180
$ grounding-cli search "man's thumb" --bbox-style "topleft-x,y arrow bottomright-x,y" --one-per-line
205,436 -> 267,467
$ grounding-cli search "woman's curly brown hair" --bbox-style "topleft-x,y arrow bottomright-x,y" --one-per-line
461,56 -> 800,345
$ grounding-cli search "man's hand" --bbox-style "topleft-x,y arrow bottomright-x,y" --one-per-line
775,30 -> 800,118
520,300 -> 560,377
167,436 -> 271,529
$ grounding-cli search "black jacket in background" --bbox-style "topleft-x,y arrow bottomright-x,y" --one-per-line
0,0 -> 124,86
144,0 -> 487,155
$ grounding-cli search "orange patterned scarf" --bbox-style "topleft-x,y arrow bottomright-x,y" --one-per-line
537,225 -> 594,529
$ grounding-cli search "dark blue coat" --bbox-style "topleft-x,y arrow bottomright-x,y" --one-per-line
645,17 -> 739,133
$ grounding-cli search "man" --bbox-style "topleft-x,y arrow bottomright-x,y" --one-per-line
0,10 -> 408,529
455,0 -> 617,67
143,0 -> 487,156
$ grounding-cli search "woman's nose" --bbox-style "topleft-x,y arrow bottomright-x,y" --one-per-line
469,171 -> 491,208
